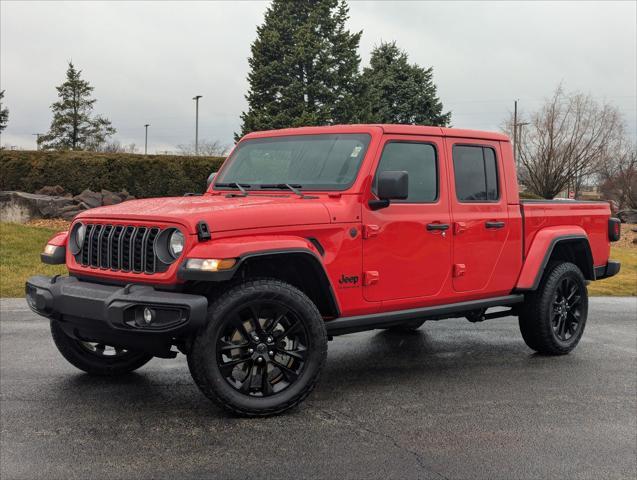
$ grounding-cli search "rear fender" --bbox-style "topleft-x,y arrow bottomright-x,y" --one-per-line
516,226 -> 593,290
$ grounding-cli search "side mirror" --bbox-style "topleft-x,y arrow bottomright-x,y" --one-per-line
207,172 -> 217,187
369,171 -> 408,210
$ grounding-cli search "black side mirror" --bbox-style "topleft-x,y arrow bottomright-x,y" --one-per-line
207,172 -> 217,187
369,171 -> 409,210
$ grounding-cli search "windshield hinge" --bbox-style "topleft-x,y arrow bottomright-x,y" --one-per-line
197,221 -> 211,241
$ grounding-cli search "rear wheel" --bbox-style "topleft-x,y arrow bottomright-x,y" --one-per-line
188,279 -> 327,417
519,262 -> 588,355
50,321 -> 153,375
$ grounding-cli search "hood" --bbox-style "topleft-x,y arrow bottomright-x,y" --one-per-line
75,194 -> 332,234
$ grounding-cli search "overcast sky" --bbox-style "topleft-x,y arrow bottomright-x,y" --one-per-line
1,1 -> 635,152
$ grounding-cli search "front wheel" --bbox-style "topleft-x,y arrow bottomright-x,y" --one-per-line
50,321 -> 153,375
188,279 -> 327,417
518,262 -> 588,355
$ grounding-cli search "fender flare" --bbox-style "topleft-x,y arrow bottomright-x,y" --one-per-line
177,235 -> 340,315
47,231 -> 68,246
516,227 -> 594,291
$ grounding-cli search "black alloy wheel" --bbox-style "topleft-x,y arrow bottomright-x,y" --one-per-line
551,276 -> 583,342
188,279 -> 327,416
519,261 -> 589,355
50,320 -> 153,375
217,301 -> 309,397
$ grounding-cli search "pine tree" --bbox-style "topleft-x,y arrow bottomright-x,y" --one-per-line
237,0 -> 363,139
362,42 -> 451,126
0,90 -> 8,133
39,62 -> 115,150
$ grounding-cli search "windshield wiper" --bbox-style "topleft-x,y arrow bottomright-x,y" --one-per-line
215,182 -> 251,197
260,183 -> 314,198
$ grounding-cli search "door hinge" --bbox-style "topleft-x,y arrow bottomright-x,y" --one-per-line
454,222 -> 467,235
363,224 -> 380,239
364,271 -> 379,286
453,264 -> 466,277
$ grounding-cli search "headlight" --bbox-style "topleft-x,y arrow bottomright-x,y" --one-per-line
76,224 -> 86,246
69,222 -> 86,255
168,230 -> 185,258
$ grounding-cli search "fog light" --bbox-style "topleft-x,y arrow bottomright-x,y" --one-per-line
143,307 -> 154,325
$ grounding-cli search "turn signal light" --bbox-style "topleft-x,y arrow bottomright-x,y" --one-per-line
184,258 -> 237,272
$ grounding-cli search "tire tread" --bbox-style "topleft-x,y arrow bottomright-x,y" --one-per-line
189,278 -> 327,417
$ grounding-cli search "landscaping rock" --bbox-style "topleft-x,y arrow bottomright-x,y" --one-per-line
57,202 -> 90,220
35,185 -> 71,197
101,189 -> 125,206
1,188 -> 137,222
0,191 -> 88,222
74,189 -> 103,209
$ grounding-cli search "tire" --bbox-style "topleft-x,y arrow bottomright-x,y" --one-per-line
518,262 -> 589,355
188,278 -> 327,417
385,320 -> 425,332
50,320 -> 153,375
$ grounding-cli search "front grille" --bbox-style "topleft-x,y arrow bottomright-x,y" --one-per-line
77,224 -> 166,274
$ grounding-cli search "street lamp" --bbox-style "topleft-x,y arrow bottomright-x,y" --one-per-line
32,133 -> 43,151
144,124 -> 150,155
193,95 -> 203,155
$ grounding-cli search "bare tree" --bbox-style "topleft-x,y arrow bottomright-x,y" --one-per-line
598,139 -> 637,211
96,140 -> 139,154
177,139 -> 229,157
509,85 -> 624,199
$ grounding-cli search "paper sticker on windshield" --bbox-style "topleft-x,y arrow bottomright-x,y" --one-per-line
350,145 -> 362,157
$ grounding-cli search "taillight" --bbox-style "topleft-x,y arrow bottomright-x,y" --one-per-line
608,218 -> 621,242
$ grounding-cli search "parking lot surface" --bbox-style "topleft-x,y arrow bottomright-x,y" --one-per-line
1,297 -> 635,479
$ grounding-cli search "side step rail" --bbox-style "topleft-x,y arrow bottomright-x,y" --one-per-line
325,295 -> 524,336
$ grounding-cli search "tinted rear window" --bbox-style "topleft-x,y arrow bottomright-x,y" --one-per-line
453,145 -> 499,201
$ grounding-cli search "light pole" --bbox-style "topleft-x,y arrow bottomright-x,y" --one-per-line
512,99 -> 529,169
32,133 -> 43,151
144,124 -> 150,155
193,95 -> 202,155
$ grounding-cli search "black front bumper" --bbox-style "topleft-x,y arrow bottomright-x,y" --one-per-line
25,276 -> 208,357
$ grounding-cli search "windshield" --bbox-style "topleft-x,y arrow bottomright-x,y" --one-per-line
215,134 -> 371,190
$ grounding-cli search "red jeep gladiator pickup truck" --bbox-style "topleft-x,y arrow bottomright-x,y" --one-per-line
27,124 -> 621,416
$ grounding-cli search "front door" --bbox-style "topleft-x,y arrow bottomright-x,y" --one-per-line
446,140 -> 510,293
362,136 -> 451,302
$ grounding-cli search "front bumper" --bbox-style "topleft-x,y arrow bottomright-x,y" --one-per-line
25,275 -> 208,356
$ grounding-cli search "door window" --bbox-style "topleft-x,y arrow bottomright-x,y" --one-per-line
452,145 -> 499,202
374,142 -> 438,203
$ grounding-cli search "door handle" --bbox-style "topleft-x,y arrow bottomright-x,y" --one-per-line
485,221 -> 505,229
426,223 -> 450,231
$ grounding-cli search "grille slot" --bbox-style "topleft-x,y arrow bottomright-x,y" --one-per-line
76,224 -> 169,274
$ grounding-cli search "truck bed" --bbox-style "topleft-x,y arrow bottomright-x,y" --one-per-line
520,200 -> 611,268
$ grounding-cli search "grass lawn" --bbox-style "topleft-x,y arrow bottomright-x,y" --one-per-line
0,221 -> 635,298
0,223 -> 67,298
587,246 -> 637,296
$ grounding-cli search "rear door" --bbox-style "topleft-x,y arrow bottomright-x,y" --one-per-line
446,140 -> 510,293
362,135 -> 452,302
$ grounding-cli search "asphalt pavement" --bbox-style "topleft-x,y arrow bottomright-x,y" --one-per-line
1,297 -> 635,480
